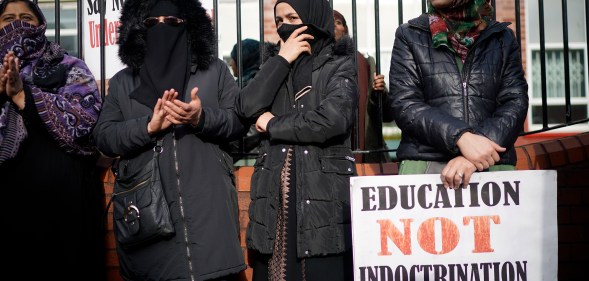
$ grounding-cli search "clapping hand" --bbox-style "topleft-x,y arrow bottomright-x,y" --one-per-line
163,87 -> 202,127
147,89 -> 176,135
0,55 -> 7,96
2,51 -> 25,109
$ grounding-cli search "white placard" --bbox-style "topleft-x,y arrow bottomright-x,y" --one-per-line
350,170 -> 558,281
82,0 -> 126,80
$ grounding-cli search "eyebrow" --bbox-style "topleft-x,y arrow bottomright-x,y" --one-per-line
1,12 -> 35,18
276,12 -> 298,19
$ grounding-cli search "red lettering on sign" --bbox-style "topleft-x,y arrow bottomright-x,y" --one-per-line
377,219 -> 413,256
417,217 -> 460,255
463,215 -> 501,253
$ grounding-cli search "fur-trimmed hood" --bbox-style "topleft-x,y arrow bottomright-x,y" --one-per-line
118,0 -> 215,70
333,35 -> 356,57
262,36 -> 355,62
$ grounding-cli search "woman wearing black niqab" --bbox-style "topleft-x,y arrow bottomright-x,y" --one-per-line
235,1 -> 358,280
92,0 -> 247,280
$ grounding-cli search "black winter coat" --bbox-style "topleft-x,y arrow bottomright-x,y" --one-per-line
93,61 -> 246,281
388,14 -> 528,164
235,38 -> 358,258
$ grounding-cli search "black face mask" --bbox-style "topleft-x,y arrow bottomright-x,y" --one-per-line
277,23 -> 328,43
277,23 -> 305,42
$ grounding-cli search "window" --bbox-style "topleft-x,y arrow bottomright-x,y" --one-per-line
526,0 -> 589,131
39,2 -> 78,58
530,48 -> 587,125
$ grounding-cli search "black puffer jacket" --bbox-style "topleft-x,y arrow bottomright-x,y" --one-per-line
389,14 -> 528,164
235,37 -> 358,258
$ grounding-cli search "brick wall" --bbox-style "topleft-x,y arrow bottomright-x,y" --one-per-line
263,0 -> 278,43
102,170 -> 122,281
557,161 -> 589,280
514,133 -> 589,280
102,133 -> 589,281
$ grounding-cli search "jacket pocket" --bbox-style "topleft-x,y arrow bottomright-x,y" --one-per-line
112,174 -> 153,220
212,145 -> 235,176
253,152 -> 267,168
319,155 -> 355,175
112,152 -> 152,193
251,152 -> 271,199
318,153 -> 354,210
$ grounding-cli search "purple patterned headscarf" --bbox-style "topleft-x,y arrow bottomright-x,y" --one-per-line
0,2 -> 102,163
0,21 -> 48,63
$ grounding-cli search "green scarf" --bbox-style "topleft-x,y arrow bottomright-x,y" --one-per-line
428,0 -> 493,62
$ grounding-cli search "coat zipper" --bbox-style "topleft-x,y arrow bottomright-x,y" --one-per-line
405,18 -> 508,137
113,178 -> 149,196
458,36 -> 483,125
462,76 -> 470,124
286,71 -> 305,256
458,24 -> 505,125
172,130 -> 196,281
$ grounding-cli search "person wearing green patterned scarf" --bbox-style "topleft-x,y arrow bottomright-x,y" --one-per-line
428,0 -> 494,62
389,0 -> 529,190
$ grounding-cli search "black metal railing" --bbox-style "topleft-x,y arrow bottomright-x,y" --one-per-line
40,0 -> 589,161
520,0 -> 589,135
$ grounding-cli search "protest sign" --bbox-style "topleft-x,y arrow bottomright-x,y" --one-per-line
350,170 -> 557,281
82,0 -> 125,79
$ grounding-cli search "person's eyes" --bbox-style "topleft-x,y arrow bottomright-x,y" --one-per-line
2,16 -> 14,22
22,15 -> 34,21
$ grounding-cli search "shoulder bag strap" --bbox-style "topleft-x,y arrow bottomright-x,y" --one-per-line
102,139 -> 164,229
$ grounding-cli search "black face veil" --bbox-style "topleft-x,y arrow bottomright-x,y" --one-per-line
275,0 -> 334,40
130,0 -> 190,109
274,0 -> 335,94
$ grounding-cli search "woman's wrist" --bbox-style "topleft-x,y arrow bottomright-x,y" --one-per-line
11,89 -> 25,110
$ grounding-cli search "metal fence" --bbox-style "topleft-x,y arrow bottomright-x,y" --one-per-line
37,0 -> 589,160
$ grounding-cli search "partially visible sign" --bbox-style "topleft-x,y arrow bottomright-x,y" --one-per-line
350,170 -> 558,281
82,0 -> 125,80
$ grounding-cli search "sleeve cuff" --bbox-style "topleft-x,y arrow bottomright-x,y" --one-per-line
20,86 -> 38,119
191,109 -> 206,134
0,93 -> 7,105
451,128 -> 474,154
266,115 -> 278,139
274,55 -> 292,69
144,115 -> 157,143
